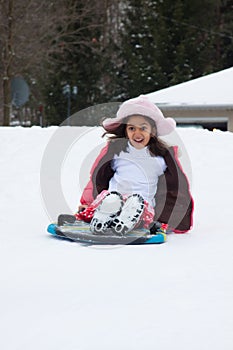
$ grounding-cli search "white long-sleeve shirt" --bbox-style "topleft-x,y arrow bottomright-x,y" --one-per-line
108,142 -> 167,207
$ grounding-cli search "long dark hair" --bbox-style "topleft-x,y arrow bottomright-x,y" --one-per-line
102,115 -> 168,157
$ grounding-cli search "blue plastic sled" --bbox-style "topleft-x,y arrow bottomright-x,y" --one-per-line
47,221 -> 166,245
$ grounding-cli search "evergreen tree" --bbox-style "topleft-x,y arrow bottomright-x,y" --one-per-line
116,0 -> 167,100
154,0 -> 218,84
211,0 -> 233,69
116,0 -> 233,99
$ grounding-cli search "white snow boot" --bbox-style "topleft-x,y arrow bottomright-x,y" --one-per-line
111,194 -> 144,235
90,191 -> 123,234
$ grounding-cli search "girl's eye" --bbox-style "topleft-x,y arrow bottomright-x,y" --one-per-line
127,125 -> 149,132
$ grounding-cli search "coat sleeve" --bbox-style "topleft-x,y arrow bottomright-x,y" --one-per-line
154,146 -> 194,232
79,143 -> 114,206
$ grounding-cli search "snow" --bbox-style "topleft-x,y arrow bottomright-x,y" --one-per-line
0,125 -> 233,350
146,67 -> 233,105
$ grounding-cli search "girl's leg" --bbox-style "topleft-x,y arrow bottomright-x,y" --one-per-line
140,202 -> 168,233
140,201 -> 155,229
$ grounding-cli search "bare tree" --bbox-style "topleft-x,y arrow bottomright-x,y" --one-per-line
0,0 -> 102,125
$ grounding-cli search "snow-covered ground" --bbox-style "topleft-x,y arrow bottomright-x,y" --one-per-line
0,125 -> 233,350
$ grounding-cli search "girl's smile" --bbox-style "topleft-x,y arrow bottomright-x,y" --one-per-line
126,115 -> 155,149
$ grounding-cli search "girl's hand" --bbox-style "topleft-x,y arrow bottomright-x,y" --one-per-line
78,204 -> 88,213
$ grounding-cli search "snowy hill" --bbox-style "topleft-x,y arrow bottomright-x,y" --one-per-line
0,126 -> 233,350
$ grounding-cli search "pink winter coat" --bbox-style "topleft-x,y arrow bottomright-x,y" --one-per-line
80,142 -> 194,233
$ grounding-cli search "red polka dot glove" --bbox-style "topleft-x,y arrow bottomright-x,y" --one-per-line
75,207 -> 95,223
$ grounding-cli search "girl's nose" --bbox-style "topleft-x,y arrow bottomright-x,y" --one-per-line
134,127 -> 141,134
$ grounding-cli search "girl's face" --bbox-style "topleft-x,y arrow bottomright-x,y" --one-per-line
125,115 -> 155,149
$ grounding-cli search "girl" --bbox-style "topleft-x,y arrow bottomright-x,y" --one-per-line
60,95 -> 193,235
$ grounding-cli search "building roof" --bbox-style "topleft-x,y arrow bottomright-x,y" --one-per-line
146,67 -> 233,107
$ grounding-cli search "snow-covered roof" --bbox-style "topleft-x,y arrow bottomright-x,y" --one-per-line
146,67 -> 233,107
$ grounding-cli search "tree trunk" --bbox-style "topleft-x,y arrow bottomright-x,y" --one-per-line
2,0 -> 13,126
3,77 -> 11,126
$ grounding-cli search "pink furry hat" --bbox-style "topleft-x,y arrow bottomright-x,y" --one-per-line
103,95 -> 176,136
